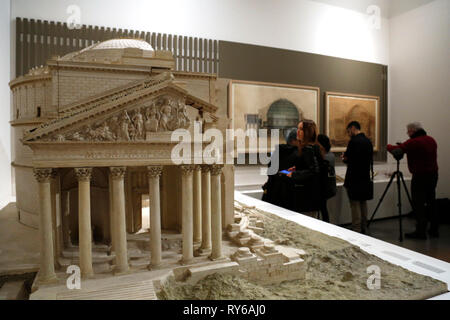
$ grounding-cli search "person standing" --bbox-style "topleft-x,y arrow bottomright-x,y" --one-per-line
318,134 -> 337,223
387,122 -> 439,239
342,121 -> 374,234
262,128 -> 299,208
285,120 -> 323,213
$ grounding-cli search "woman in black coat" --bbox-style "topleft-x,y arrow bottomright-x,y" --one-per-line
285,120 -> 323,213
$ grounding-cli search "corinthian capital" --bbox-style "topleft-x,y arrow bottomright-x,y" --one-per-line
147,166 -> 163,178
210,164 -> 224,176
180,165 -> 196,176
33,168 -> 53,183
74,168 -> 93,181
200,165 -> 211,173
110,167 -> 126,180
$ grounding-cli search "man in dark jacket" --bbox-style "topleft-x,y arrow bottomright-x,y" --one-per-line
342,121 -> 373,234
387,122 -> 439,239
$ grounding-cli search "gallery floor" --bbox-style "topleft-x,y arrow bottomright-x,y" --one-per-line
365,216 -> 450,263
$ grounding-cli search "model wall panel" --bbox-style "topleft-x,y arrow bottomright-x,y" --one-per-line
56,70 -> 147,106
15,166 -> 39,228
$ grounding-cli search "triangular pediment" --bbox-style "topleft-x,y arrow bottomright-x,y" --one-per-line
24,72 -> 218,143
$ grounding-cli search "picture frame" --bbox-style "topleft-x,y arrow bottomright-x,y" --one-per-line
228,80 -> 320,155
325,91 -> 380,152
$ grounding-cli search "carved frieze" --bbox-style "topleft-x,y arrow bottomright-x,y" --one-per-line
48,94 -> 191,142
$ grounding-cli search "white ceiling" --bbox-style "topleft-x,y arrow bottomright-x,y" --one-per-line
310,0 -> 436,18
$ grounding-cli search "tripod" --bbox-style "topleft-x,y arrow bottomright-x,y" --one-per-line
367,159 -> 413,242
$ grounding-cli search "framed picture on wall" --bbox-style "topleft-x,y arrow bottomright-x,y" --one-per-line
228,80 -> 320,155
325,92 -> 380,152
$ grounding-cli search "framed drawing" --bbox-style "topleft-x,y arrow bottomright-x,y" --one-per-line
229,80 -> 320,154
325,92 -> 380,152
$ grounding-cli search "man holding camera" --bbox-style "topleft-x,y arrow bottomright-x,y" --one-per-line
387,122 -> 439,239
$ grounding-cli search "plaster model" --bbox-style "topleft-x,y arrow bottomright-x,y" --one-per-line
10,38 -> 444,300
9,38 -> 237,289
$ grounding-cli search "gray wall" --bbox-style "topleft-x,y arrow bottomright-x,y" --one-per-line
219,41 -> 388,162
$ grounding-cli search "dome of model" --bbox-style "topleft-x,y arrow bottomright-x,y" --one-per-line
60,38 -> 157,63
87,38 -> 154,51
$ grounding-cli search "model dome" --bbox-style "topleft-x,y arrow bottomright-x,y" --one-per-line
59,38 -> 159,63
87,38 -> 154,51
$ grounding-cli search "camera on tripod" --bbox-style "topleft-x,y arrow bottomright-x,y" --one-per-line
390,147 -> 405,161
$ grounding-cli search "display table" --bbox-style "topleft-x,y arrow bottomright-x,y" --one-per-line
235,191 -> 450,300
235,164 -> 413,225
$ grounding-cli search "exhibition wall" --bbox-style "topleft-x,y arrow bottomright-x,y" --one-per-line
219,41 -> 388,162
389,0 -> 450,198
0,0 -> 12,208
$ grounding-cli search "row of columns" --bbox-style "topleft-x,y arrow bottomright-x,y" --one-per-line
34,164 -> 224,282
152,164 -> 224,266
34,166 -> 130,281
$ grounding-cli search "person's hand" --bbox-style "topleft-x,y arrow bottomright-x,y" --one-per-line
287,167 -> 295,172
287,172 -> 293,178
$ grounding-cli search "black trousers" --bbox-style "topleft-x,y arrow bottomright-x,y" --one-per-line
411,173 -> 438,234
319,200 -> 330,223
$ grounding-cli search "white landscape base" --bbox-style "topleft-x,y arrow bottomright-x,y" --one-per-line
235,191 -> 450,300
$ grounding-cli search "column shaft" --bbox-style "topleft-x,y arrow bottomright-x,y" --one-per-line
110,167 -> 129,274
193,166 -> 202,244
61,190 -> 72,248
210,165 -> 224,260
34,168 -> 57,282
148,166 -> 163,268
199,166 -> 211,252
180,165 -> 194,264
75,168 -> 94,278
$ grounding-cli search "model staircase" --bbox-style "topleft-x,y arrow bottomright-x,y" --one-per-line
58,243 -> 114,274
57,232 -> 183,273
56,279 -> 158,300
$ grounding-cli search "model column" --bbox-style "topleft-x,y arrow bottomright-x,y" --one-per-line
180,165 -> 195,264
61,190 -> 72,248
193,165 -> 202,245
74,167 -> 94,278
110,167 -> 129,274
210,164 -> 224,260
34,168 -> 57,283
198,165 -> 212,254
147,166 -> 163,268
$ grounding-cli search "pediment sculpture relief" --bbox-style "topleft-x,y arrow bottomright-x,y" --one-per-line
50,95 -> 192,142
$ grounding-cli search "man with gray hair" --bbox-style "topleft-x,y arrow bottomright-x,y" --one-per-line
388,122 -> 439,239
